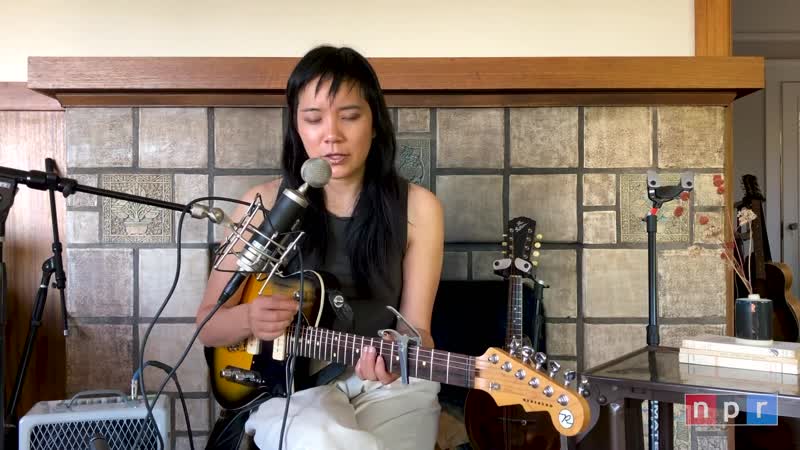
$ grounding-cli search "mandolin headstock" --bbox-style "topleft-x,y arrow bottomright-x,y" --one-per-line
473,347 -> 592,436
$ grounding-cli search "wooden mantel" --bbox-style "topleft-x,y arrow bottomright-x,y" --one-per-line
26,56 -> 764,108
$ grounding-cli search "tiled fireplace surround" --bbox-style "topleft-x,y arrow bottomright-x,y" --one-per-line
63,105 -> 728,449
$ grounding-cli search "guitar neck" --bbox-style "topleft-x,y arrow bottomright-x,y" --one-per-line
750,200 -> 768,280
505,275 -> 524,346
284,325 -> 476,388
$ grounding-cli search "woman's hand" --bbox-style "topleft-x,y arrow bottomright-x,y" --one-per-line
247,294 -> 299,341
355,343 -> 400,385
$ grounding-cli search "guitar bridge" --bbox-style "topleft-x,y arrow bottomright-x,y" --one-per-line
220,366 -> 264,387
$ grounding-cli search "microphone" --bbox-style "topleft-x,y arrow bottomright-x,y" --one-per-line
216,158 -> 332,304
88,433 -> 110,450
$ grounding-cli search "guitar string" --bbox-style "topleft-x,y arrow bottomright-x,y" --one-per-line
285,327 -> 552,376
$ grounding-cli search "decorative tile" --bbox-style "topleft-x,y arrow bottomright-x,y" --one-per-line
66,248 -> 133,317
693,173 -> 726,207
139,249 -> 210,318
620,173 -> 690,243
175,398 -> 211,432
398,108 -> 430,132
442,252 -> 468,280
66,108 -> 133,168
66,324 -> 133,394
545,323 -> 577,356
66,174 -> 98,207
583,211 -> 617,244
66,211 -> 99,244
472,251 -> 504,281
537,250 -> 577,318
174,174 -> 209,243
583,249 -> 648,318
139,323 -> 208,392
584,107 -> 652,168
214,108 -> 283,169
657,106 -> 725,169
212,175 -> 279,241
437,109 -> 504,168
660,324 -> 726,348
396,138 -> 430,188
101,174 -> 173,243
583,174 -> 616,206
510,107 -> 578,168
694,211 -> 723,245
658,249 -> 726,318
437,175 -> 503,242
583,324 -> 646,369
509,175 -> 577,242
139,108 -> 208,168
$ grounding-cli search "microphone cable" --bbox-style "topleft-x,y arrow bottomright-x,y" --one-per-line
132,360 -> 194,450
132,195 -> 251,450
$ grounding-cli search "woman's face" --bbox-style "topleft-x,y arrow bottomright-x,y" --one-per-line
296,77 -> 374,182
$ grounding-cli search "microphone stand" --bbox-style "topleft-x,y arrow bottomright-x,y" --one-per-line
0,174 -> 18,450
643,170 -> 694,450
0,159 -> 228,449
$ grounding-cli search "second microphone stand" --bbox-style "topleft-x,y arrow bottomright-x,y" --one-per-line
643,170 -> 694,450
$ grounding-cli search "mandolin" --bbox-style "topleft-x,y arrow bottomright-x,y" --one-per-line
205,268 -> 593,438
464,217 -> 562,450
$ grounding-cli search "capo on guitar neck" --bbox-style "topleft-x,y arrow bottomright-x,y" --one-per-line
378,306 -> 421,385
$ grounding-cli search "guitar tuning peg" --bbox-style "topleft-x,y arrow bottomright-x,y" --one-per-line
563,370 -> 577,387
520,346 -> 534,365
534,352 -> 547,371
578,377 -> 591,398
548,360 -> 561,378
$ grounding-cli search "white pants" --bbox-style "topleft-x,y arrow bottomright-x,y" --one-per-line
244,369 -> 441,450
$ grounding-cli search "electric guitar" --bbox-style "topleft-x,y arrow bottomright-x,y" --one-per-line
464,217 -> 562,449
205,268 -> 593,437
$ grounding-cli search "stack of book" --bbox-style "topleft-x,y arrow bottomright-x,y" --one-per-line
679,334 -> 800,375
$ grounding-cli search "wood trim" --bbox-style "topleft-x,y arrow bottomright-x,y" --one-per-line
695,0 -> 732,57
54,91 -> 741,108
0,82 -> 63,111
28,56 -> 762,93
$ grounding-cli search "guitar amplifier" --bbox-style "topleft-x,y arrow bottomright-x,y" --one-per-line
18,390 -> 171,450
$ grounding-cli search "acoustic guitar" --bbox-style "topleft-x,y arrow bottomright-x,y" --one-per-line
464,217 -> 562,450
205,268 -> 593,437
734,175 -> 800,342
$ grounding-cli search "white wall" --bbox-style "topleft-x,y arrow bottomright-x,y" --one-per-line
0,0 -> 695,82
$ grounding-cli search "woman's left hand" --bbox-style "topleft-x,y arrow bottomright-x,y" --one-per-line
355,345 -> 400,385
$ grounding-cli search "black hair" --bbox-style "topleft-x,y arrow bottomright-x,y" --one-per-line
281,45 -> 403,293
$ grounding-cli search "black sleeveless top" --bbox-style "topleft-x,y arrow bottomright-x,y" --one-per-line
280,179 -> 408,338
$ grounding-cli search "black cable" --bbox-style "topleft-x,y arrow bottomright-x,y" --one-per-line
279,247 -> 304,450
133,196 -> 249,449
138,360 -> 195,450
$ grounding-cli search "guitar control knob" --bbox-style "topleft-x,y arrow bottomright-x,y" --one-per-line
548,360 -> 561,378
578,378 -> 591,398
543,385 -> 554,397
534,352 -> 547,371
563,370 -> 577,387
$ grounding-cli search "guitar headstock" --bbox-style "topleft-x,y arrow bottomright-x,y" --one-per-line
474,347 -> 591,436
495,216 -> 542,280
737,174 -> 765,211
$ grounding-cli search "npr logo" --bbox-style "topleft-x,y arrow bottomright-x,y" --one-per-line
685,394 -> 778,426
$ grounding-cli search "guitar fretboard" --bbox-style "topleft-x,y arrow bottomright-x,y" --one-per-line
505,275 -> 524,346
284,325 -> 475,388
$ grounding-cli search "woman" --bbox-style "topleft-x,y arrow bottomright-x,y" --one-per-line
196,45 -> 445,450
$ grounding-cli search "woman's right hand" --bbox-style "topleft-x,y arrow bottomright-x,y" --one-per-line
247,294 -> 299,341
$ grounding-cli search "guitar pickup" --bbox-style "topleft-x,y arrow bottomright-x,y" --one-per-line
220,366 -> 264,387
